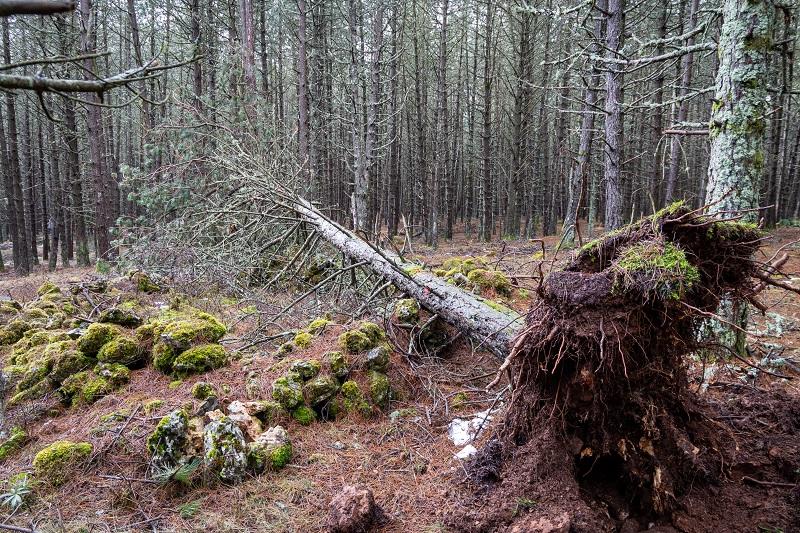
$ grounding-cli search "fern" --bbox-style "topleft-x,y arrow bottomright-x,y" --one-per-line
177,499 -> 201,519
152,457 -> 202,486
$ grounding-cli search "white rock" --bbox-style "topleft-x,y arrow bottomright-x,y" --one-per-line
455,444 -> 478,459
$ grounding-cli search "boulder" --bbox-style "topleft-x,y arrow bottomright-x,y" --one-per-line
326,484 -> 379,533
203,416 -> 247,483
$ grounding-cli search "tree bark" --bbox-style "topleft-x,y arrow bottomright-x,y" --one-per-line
603,0 -> 624,231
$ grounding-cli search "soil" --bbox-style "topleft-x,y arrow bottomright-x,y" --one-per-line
0,226 -> 797,532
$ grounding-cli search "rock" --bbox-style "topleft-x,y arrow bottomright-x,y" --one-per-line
290,359 -> 321,381
37,281 -> 61,297
368,371 -> 391,409
341,381 -> 371,416
326,484 -> 378,533
98,307 -> 142,327
326,351 -> 349,381
338,330 -> 373,354
272,375 -> 304,410
97,336 -> 143,367
292,406 -> 316,426
33,440 -> 93,486
227,400 -> 263,441
77,323 -> 122,357
358,322 -> 385,345
304,374 -> 339,407
293,331 -> 313,348
247,425 -> 292,474
203,416 -> 247,483
364,346 -> 390,372
509,513 -> 570,533
195,396 -> 221,417
393,299 -> 420,324
455,445 -> 478,459
191,381 -> 217,400
0,427 -> 27,461
171,343 -> 228,377
147,409 -> 189,470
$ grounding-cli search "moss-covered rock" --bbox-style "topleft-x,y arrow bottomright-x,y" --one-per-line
291,406 -> 316,426
78,363 -> 130,404
244,400 -> 285,424
275,341 -> 295,357
307,317 -> 331,334
364,345 -> 390,373
191,381 -> 217,400
37,281 -> 61,297
303,374 -> 339,407
393,299 -> 420,324
341,380 -> 371,416
77,323 -> 122,357
130,271 -> 160,293
33,440 -> 92,486
98,307 -> 142,327
293,331 -> 313,349
152,341 -> 177,374
147,409 -> 189,469
203,416 -> 247,483
326,351 -> 349,381
247,425 -> 292,474
97,336 -> 142,367
156,310 -> 226,349
272,375 -> 304,410
0,427 -> 27,462
368,371 -> 391,408
289,359 -> 321,381
57,371 -> 91,405
0,319 -> 31,346
48,344 -> 94,383
338,329 -> 373,354
172,343 -> 227,377
466,269 -> 512,296
358,322 -> 385,344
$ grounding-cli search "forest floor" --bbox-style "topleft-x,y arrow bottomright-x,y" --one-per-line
0,227 -> 798,532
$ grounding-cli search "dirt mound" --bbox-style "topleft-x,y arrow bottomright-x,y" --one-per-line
452,205 -> 799,531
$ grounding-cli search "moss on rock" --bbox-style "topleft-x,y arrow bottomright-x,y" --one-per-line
303,374 -> 339,407
341,380 -> 371,416
0,320 -> 31,346
368,371 -> 391,409
326,351 -> 349,381
37,281 -> 61,297
33,440 -> 92,486
77,323 -> 122,357
393,299 -> 420,324
307,317 -> 331,334
338,329 -> 373,354
98,307 -> 142,327
172,343 -> 227,377
147,409 -> 189,469
0,427 -> 27,462
97,336 -> 142,367
291,406 -> 316,426
191,381 -> 217,400
203,416 -> 247,483
293,331 -> 313,349
272,375 -> 304,410
364,345 -> 390,373
289,359 -> 321,381
358,322 -> 385,344
247,425 -> 292,474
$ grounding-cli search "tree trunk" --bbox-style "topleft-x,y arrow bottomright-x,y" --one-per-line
603,0 -> 624,230
292,197 -> 521,358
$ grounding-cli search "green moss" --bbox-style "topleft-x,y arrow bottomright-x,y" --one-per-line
291,406 -> 316,426
368,371 -> 391,409
171,344 -> 227,377
467,269 -> 512,296
131,272 -> 160,293
326,351 -> 349,381
37,281 -> 61,297
293,331 -> 313,349
275,341 -> 295,357
0,320 -> 31,346
77,323 -> 122,357
8,379 -> 51,406
614,241 -> 700,300
191,381 -> 217,400
482,298 -> 517,316
246,426 -> 292,473
272,375 -> 304,410
403,264 -> 423,276
0,427 -> 27,462
393,299 -> 420,324
33,440 -> 92,486
134,323 -> 156,345
168,379 -> 183,390
97,336 -> 141,367
340,380 -> 371,415
338,330 -> 373,354
57,371 -> 91,405
143,399 -> 165,414
152,342 -> 177,373
48,343 -> 93,383
358,322 -> 385,344
306,317 -> 331,334
159,314 -> 226,348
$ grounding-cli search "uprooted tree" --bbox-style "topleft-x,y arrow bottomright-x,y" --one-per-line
123,150 -> 797,522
